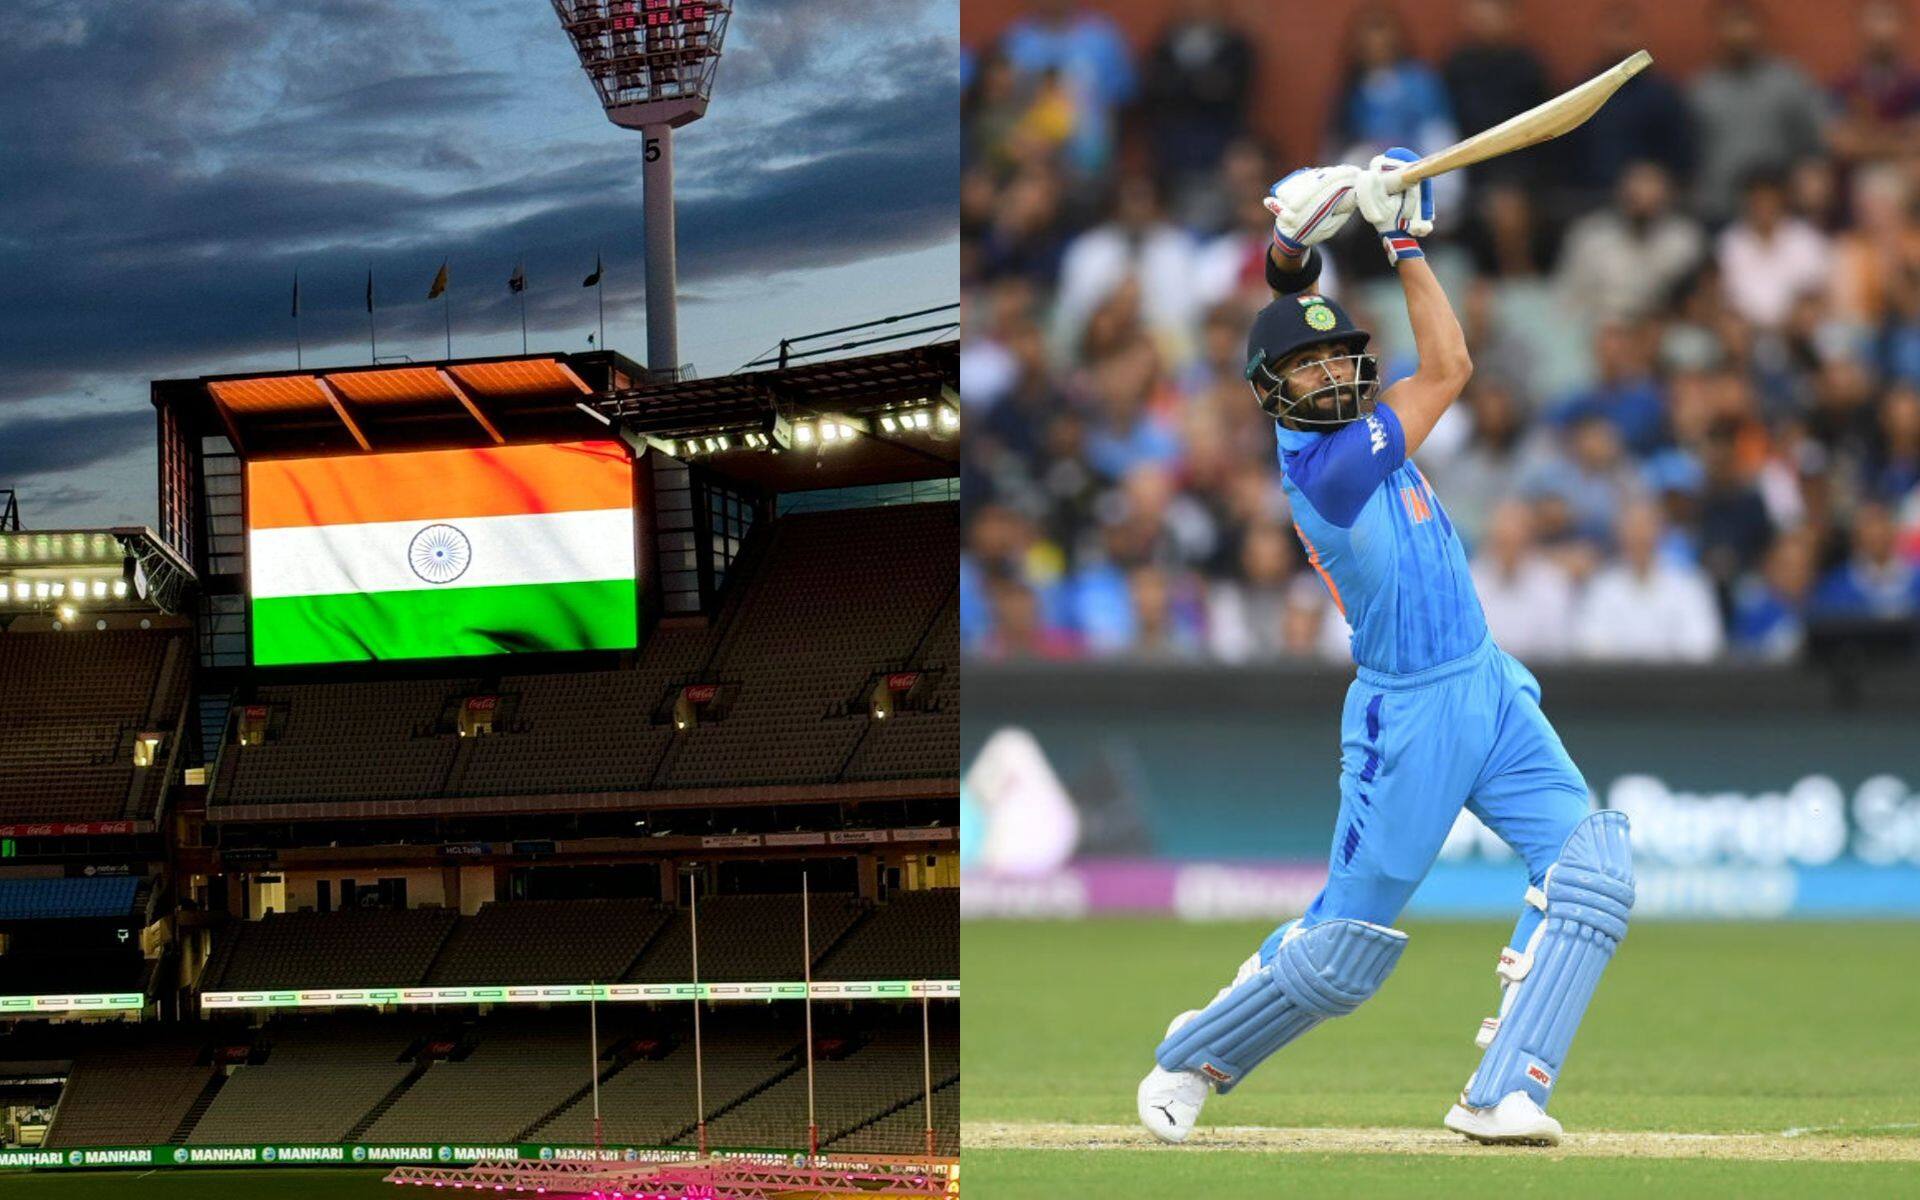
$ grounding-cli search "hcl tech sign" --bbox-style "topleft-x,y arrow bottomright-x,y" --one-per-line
1440,774 -> 1920,867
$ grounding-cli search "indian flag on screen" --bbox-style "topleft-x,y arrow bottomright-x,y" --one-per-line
247,440 -> 637,665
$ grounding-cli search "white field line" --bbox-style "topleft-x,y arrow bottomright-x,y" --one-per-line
965,1121 -> 1920,1162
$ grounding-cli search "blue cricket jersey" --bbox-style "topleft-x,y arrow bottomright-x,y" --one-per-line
1275,403 -> 1487,675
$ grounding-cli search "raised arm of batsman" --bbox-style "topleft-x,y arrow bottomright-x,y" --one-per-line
1355,147 -> 1470,457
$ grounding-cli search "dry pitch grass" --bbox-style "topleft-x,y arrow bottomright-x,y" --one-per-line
965,1120 -> 1920,1163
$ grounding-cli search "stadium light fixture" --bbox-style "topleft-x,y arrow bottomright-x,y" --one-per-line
56,604 -> 76,622
552,0 -> 734,379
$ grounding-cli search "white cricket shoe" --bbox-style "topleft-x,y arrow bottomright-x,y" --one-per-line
1444,1090 -> 1563,1146
1138,1007 -> 1210,1144
1138,950 -> 1270,1145
1137,1063 -> 1208,1144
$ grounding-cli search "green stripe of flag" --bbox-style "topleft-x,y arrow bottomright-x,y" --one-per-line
252,579 -> 637,665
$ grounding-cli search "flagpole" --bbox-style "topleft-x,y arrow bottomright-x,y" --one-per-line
444,289 -> 452,361
520,279 -> 529,356
590,979 -> 602,1152
923,989 -> 935,1159
368,266 -> 377,364
803,873 -> 817,1163
293,270 -> 302,370
691,872 -> 707,1159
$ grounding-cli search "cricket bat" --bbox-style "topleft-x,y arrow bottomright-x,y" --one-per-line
1385,50 -> 1653,193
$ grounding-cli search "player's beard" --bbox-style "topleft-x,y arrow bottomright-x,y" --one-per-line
1282,363 -> 1371,429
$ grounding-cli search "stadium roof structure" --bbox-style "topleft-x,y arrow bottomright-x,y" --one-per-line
0,525 -> 196,616
152,351 -> 647,459
597,341 -> 959,492
150,343 -> 959,495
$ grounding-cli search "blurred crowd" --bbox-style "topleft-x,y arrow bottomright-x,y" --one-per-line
960,0 -> 1920,665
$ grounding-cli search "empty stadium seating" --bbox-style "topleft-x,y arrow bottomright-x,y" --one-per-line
426,898 -> 672,986
843,599 -> 958,781
212,677 -> 473,806
187,1018 -> 427,1144
43,1030 -> 215,1148
363,1010 -> 623,1143
0,875 -> 138,921
199,892 -> 954,993
208,502 -> 958,811
624,894 -> 865,984
661,503 -> 958,789
817,890 -> 958,981
699,1021 -> 959,1153
828,1077 -> 958,1158
203,908 -> 459,991
535,1022 -> 793,1146
0,630 -> 187,824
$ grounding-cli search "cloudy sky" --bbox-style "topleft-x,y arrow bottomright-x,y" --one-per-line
0,0 -> 958,527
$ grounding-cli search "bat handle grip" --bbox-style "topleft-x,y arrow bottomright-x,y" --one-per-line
1381,165 -> 1424,196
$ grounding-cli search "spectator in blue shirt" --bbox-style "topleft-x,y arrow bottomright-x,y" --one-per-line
1865,385 -> 1920,501
1327,3 -> 1456,156
1810,500 -> 1920,617
1730,529 -> 1818,659
1000,1 -> 1137,176
1555,321 -> 1669,456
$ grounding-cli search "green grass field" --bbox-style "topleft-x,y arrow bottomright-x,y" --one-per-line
961,920 -> 1920,1197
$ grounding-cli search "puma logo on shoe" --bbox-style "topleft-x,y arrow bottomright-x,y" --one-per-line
1152,1104 -> 1176,1126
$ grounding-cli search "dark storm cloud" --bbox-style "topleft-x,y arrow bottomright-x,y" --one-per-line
0,409 -> 153,477
0,0 -> 956,500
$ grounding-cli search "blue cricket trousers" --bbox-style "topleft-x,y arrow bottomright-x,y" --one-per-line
1300,634 -> 1591,941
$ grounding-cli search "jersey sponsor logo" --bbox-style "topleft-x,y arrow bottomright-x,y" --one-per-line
1366,414 -> 1388,455
1526,1062 -> 1553,1088
1199,1062 -> 1234,1085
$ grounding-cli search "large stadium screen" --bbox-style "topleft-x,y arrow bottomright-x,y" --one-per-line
246,440 -> 637,665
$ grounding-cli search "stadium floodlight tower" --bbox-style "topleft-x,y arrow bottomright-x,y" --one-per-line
551,0 -> 733,380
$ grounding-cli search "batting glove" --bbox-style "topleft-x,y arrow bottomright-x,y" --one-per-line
1354,147 -> 1433,264
1264,165 -> 1361,256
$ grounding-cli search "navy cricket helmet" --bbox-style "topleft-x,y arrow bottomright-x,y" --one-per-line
1245,292 -> 1380,429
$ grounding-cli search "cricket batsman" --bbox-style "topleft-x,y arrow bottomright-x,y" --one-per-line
1135,152 -> 1635,1146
